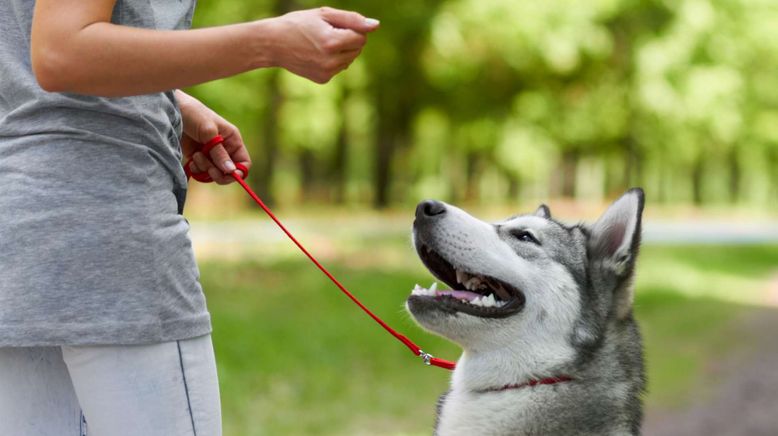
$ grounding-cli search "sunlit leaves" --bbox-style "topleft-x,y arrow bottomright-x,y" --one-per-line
186,0 -> 777,207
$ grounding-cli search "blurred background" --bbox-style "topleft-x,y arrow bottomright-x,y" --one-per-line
184,0 -> 777,434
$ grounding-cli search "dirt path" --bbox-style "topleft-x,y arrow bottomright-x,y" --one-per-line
643,307 -> 778,436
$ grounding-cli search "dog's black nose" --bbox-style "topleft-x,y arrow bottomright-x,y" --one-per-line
416,200 -> 446,218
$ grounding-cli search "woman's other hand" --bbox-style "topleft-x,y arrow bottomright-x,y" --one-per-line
177,91 -> 251,185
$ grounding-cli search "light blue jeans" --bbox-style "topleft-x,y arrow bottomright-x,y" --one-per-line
0,334 -> 221,436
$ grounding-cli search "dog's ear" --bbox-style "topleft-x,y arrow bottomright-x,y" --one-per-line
534,204 -> 551,219
588,188 -> 645,318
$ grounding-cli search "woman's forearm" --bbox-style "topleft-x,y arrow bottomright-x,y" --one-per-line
32,20 -> 278,97
31,0 -> 378,97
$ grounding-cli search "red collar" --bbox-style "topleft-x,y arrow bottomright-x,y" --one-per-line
477,375 -> 574,394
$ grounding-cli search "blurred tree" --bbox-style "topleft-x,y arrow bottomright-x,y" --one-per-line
187,0 -> 284,205
186,0 -> 778,210
333,0 -> 448,207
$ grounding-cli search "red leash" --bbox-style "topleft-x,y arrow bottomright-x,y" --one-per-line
185,135 -> 456,370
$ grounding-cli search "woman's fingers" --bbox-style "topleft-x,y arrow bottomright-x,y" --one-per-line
188,137 -> 250,184
216,124 -> 251,180
178,91 -> 252,184
319,7 -> 379,34
335,47 -> 362,65
274,8 -> 377,84
191,151 -> 214,177
206,143 -> 236,174
192,151 -> 233,185
329,29 -> 366,52
220,125 -> 252,170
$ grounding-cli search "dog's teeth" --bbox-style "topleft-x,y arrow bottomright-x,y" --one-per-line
471,277 -> 483,289
411,283 -> 439,297
429,282 -> 438,292
455,269 -> 467,285
482,294 -> 496,307
411,283 -> 437,297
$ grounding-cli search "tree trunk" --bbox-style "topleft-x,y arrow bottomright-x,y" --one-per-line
728,146 -> 740,204
298,148 -> 316,201
769,147 -> 778,205
373,86 -> 412,209
253,69 -> 281,206
623,136 -> 640,188
506,172 -> 520,202
250,0 -> 297,206
656,154 -> 668,204
329,89 -> 349,204
464,152 -> 481,202
373,132 -> 394,208
691,154 -> 705,205
560,149 -> 579,198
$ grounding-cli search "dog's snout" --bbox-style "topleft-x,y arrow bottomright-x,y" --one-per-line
416,200 -> 447,219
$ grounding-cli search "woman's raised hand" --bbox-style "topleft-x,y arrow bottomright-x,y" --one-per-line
269,7 -> 380,84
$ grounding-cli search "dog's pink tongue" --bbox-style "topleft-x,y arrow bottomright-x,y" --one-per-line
436,290 -> 482,301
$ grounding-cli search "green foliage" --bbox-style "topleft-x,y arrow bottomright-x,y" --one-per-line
187,0 -> 778,208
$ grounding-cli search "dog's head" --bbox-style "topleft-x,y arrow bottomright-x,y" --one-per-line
406,189 -> 644,364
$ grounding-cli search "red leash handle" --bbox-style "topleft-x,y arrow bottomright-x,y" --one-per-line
186,135 -> 456,371
184,135 -> 250,183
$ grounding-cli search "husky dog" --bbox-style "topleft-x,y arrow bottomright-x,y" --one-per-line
407,189 -> 645,436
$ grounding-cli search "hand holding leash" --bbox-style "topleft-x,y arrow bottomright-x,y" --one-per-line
177,90 -> 251,184
184,135 -> 249,183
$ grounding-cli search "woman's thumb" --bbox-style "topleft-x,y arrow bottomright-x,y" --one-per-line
320,7 -> 379,33
208,144 -> 236,174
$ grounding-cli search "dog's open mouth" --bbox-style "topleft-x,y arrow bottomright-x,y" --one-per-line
409,243 -> 525,318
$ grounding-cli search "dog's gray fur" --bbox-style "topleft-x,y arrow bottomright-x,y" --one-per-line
406,189 -> 646,436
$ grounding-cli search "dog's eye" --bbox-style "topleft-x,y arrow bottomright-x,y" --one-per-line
511,230 -> 540,245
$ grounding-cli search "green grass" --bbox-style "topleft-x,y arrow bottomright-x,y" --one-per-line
204,261 -> 455,435
200,243 -> 778,435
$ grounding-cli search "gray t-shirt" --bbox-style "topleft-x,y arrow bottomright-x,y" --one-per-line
0,0 -> 211,346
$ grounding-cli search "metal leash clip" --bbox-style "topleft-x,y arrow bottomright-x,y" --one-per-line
419,350 -> 434,366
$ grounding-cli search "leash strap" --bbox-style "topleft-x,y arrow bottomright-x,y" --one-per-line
185,135 -> 457,371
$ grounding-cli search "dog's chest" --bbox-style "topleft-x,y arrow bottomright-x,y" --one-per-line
437,389 -> 535,436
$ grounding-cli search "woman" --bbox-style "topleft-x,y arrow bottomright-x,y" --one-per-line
0,1 -> 378,435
